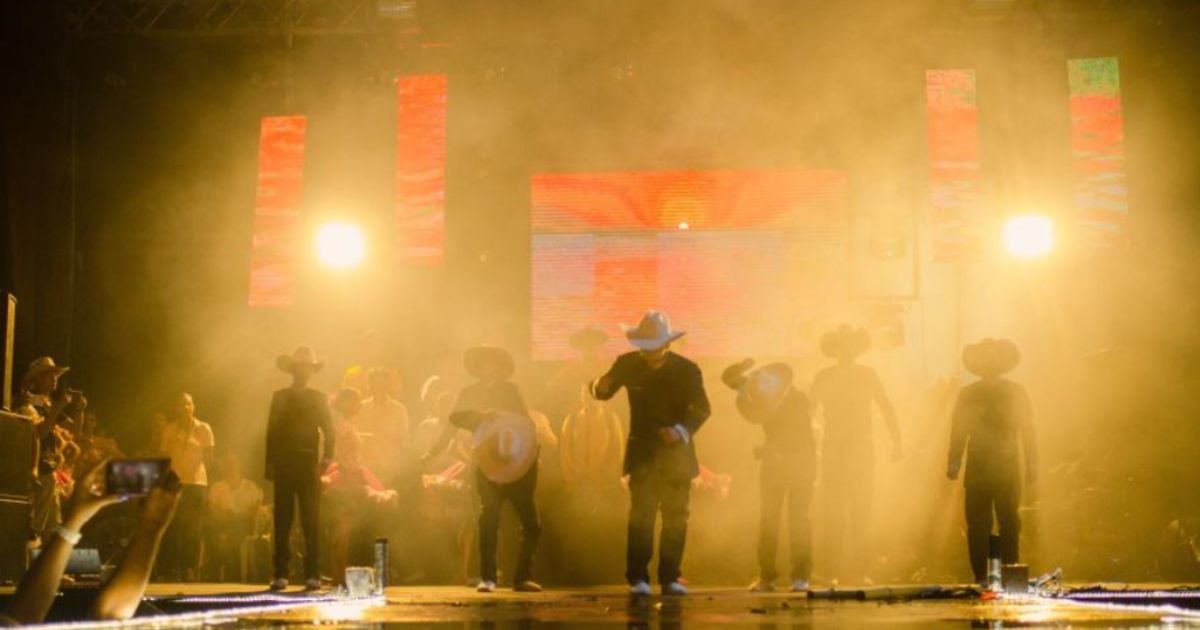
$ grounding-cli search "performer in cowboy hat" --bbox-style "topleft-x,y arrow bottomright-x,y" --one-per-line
13,357 -> 75,543
422,345 -> 543,593
946,338 -> 1038,585
809,324 -> 901,583
265,346 -> 334,591
722,359 -> 816,592
590,310 -> 711,597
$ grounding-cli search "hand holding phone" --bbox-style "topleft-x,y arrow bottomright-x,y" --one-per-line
105,458 -> 170,497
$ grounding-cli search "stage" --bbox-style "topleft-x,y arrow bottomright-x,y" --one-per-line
20,583 -> 1190,627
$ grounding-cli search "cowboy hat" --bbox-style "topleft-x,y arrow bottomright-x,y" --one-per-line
276,346 -> 324,373
723,359 -> 793,423
568,327 -> 609,351
962,338 -> 1021,377
463,346 -> 514,381
621,310 -> 685,351
22,357 -> 69,384
472,412 -> 538,484
820,325 -> 871,359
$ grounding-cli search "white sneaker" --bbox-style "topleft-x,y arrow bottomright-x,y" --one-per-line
629,581 -> 651,596
476,580 -> 496,593
748,578 -> 775,592
662,581 -> 689,596
791,580 -> 810,592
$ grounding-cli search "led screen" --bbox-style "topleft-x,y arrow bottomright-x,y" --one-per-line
531,169 -> 848,360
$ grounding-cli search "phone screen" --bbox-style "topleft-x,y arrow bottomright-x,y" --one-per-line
105,458 -> 169,496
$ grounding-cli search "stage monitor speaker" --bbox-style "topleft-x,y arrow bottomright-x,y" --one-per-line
0,411 -> 33,496
2,293 -> 14,410
0,492 -> 30,582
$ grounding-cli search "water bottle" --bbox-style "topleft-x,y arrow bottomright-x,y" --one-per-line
373,538 -> 388,596
987,534 -> 1002,592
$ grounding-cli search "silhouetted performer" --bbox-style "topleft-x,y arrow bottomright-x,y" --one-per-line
591,310 -> 710,597
266,346 -> 334,591
722,359 -> 816,592
946,338 -> 1038,584
424,346 -> 543,593
810,325 -> 901,581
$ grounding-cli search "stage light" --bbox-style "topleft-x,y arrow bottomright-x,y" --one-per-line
1003,214 -> 1054,259
317,222 -> 366,269
677,221 -> 690,230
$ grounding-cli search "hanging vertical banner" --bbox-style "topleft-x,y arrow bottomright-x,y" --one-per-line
395,74 -> 448,264
1068,57 -> 1127,248
248,115 -> 307,308
925,69 -> 982,262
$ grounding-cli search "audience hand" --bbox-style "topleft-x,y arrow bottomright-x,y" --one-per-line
139,470 -> 182,533
63,460 -> 124,531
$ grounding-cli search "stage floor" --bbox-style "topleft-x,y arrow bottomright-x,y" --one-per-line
133,583 -> 1196,627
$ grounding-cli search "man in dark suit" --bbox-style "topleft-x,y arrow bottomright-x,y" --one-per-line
591,311 -> 710,596
946,338 -> 1038,586
265,346 -> 334,591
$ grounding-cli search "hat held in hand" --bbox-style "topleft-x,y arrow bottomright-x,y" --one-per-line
723,359 -> 793,423
472,412 -> 538,484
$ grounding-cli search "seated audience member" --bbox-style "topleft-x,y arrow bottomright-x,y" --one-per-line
206,453 -> 263,581
1,461 -> 182,625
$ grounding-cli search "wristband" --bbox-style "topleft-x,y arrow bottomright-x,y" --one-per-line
54,526 -> 82,546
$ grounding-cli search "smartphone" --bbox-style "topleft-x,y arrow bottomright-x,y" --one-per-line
105,458 -> 169,496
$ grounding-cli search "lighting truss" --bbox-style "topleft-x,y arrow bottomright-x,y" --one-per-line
62,0 -> 401,39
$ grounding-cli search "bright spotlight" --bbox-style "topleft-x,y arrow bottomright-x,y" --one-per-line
316,222 -> 366,269
1003,214 -> 1054,259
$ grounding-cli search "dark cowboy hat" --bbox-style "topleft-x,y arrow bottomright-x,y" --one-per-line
568,327 -> 610,351
820,325 -> 871,359
276,346 -> 324,373
962,338 -> 1021,377
463,346 -> 515,381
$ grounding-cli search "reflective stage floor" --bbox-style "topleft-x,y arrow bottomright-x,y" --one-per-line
123,583 -> 1200,628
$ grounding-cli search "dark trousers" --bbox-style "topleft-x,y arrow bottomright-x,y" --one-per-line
477,465 -> 541,584
964,471 -> 1021,581
626,471 -> 691,585
758,456 -> 814,582
273,459 -> 320,580
162,484 -> 207,579
820,444 -> 874,579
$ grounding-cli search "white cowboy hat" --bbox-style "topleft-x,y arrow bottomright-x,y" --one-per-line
620,310 -> 686,351
276,345 -> 324,373
472,412 -> 538,484
723,359 -> 793,423
22,357 -> 70,384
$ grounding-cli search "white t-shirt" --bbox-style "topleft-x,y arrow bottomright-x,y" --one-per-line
161,420 -> 215,486
208,478 -> 263,515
